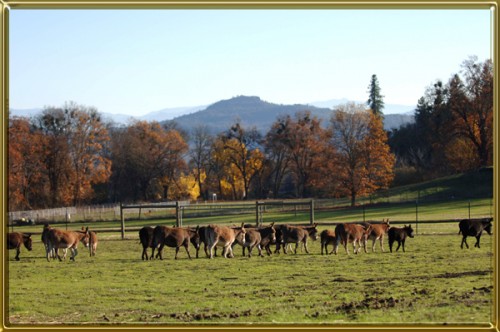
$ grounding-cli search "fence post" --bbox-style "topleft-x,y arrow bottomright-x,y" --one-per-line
468,200 -> 471,220
309,199 -> 315,225
255,201 -> 260,226
415,200 -> 419,235
362,205 -> 366,222
175,201 -> 181,227
120,202 -> 125,240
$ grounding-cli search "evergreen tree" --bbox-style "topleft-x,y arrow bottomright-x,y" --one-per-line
367,74 -> 385,117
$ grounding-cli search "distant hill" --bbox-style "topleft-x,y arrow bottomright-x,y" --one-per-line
9,97 -> 414,132
169,96 -> 414,134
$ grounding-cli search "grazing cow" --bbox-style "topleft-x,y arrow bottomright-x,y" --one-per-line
82,227 -> 98,256
388,225 -> 415,253
362,219 -> 391,252
458,218 -> 493,249
46,227 -> 90,261
334,223 -> 372,255
204,223 -> 246,259
139,226 -> 157,260
235,223 -> 276,257
281,224 -> 318,254
7,232 -> 32,261
320,229 -> 336,255
152,225 -> 200,260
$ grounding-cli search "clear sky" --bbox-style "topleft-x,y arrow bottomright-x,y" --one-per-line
10,9 -> 491,116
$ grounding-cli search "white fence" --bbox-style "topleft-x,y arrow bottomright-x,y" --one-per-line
8,204 -> 121,224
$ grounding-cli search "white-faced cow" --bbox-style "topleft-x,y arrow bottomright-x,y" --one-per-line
152,225 -> 200,260
7,232 -> 32,261
281,224 -> 318,254
320,229 -> 336,255
458,218 -> 493,249
388,225 -> 415,253
46,227 -> 90,261
362,219 -> 391,252
204,223 -> 246,259
334,223 -> 372,255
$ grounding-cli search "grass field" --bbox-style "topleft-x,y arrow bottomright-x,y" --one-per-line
6,224 -> 494,326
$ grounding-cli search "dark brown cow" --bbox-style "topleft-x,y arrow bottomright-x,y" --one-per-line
334,223 -> 372,255
362,219 -> 391,252
458,218 -> 493,249
7,232 -> 32,261
139,226 -> 157,260
46,227 -> 90,261
281,224 -> 318,254
388,225 -> 415,253
152,225 -> 200,260
204,223 -> 246,259
320,229 -> 336,255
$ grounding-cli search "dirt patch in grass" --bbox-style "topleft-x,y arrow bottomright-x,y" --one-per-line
435,270 -> 491,279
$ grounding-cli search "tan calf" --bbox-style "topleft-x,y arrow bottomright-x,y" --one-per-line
46,227 -> 90,261
365,219 -> 390,252
334,223 -> 372,255
205,223 -> 246,259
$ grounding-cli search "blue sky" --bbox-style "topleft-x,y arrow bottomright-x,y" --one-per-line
10,9 -> 491,116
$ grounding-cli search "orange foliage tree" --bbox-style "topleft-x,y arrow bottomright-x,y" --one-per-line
330,103 -> 395,206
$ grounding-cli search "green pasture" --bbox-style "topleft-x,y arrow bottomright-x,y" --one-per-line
6,222 -> 494,326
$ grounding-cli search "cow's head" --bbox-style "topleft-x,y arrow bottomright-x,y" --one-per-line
236,223 -> 246,246
483,218 -> 493,235
309,223 -> 319,241
190,226 -> 201,249
22,233 -> 33,251
405,225 -> 415,238
81,227 -> 90,247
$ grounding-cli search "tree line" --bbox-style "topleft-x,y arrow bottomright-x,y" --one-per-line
8,56 -> 492,211
388,56 -> 493,184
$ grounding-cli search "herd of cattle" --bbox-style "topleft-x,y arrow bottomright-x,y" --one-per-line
7,217 -> 493,261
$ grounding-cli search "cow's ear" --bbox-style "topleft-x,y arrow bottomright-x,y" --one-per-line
241,222 -> 245,228
270,222 -> 275,227
313,223 -> 318,227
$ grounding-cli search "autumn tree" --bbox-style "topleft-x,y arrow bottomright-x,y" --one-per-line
32,102 -> 111,206
330,103 -> 395,206
188,125 -> 214,200
274,111 -> 332,198
221,122 -> 264,200
110,121 -> 188,202
8,117 -> 48,210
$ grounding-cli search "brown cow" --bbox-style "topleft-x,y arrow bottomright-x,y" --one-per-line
204,223 -> 246,259
152,225 -> 200,260
320,229 -> 336,255
46,227 -> 90,261
7,232 -> 32,261
334,223 -> 372,255
362,219 -> 391,252
234,223 -> 276,257
281,224 -> 318,254
82,227 -> 98,256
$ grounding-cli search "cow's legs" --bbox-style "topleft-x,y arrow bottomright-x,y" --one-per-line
304,240 -> 310,254
15,248 -> 20,261
395,241 -> 401,252
372,238 -> 377,252
461,236 -> 469,249
184,244 -> 192,259
380,237 -> 385,252
402,239 -> 406,252
475,236 -> 481,248
389,239 -> 394,253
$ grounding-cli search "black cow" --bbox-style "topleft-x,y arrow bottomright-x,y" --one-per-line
388,225 -> 415,253
458,218 -> 493,249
